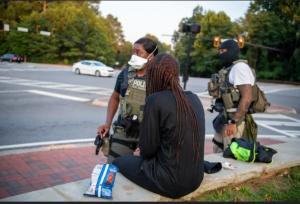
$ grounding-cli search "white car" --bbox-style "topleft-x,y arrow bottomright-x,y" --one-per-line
72,60 -> 115,77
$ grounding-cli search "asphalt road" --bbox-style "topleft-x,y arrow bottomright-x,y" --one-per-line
0,62 -> 300,147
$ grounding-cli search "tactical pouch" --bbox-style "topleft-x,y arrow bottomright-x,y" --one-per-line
208,82 -> 221,98
108,129 -> 139,163
249,85 -> 270,113
231,89 -> 240,102
222,92 -> 234,110
113,116 -> 139,139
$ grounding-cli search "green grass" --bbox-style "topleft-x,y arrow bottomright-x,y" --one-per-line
194,166 -> 300,202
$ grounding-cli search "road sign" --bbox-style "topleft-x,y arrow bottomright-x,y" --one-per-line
17,27 -> 28,32
4,24 -> 9,31
40,30 -> 51,36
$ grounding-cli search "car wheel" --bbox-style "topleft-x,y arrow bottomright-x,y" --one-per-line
75,68 -> 80,74
95,71 -> 101,77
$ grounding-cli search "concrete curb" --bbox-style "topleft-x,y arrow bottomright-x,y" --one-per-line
2,139 -> 300,202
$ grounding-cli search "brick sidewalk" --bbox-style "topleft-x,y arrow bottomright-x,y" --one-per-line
0,138 -> 284,199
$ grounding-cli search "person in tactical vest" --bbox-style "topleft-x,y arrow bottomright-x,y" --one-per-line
97,37 -> 158,161
208,39 -> 257,153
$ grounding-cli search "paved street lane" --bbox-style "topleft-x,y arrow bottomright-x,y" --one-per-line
0,63 -> 299,147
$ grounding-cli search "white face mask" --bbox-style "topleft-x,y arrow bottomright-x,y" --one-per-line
128,46 -> 158,70
128,54 -> 148,70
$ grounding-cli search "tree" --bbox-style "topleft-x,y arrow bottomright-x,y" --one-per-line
172,1 -> 300,82
244,0 -> 300,81
116,40 -> 132,68
0,1 -> 117,66
104,14 -> 126,67
173,6 -> 206,76
173,7 -> 236,77
144,33 -> 172,54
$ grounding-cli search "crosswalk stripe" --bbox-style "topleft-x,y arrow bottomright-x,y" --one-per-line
284,131 -> 300,137
253,113 -> 285,119
256,122 -> 297,138
0,90 -> 30,94
0,76 -> 113,96
254,113 -> 300,123
256,120 -> 300,127
253,113 -> 300,138
27,89 -> 90,102
264,87 -> 300,94
0,76 -> 10,79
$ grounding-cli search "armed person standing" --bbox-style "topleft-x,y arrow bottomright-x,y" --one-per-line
208,39 -> 258,153
97,37 -> 158,161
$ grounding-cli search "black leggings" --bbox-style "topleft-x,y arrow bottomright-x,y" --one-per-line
112,155 -> 168,197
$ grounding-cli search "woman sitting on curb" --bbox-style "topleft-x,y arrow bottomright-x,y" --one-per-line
113,53 -> 205,199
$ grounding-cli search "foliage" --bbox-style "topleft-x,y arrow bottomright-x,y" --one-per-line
1,0 -> 298,81
173,6 -> 237,77
0,0 -> 170,67
195,166 -> 300,202
173,1 -> 300,82
244,0 -> 299,81
0,1 -> 118,66
144,33 -> 173,55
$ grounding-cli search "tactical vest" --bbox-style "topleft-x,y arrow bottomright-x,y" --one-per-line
208,60 -> 255,120
108,66 -> 146,161
119,66 -> 146,123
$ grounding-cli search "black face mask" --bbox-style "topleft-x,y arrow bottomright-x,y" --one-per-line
219,40 -> 240,67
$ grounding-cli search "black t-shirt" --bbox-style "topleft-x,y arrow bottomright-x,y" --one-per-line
139,90 -> 205,198
114,69 -> 126,96
114,67 -> 145,97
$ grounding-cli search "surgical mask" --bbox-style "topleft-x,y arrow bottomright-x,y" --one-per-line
128,54 -> 148,70
128,46 -> 158,70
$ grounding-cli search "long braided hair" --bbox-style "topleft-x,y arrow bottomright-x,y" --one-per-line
145,53 -> 201,161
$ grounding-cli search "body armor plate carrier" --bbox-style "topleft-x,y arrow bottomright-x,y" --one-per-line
208,60 -> 269,120
108,66 -> 146,161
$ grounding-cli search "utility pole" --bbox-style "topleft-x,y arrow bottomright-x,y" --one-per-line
3,0 -> 8,9
183,34 -> 193,90
180,23 -> 201,90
